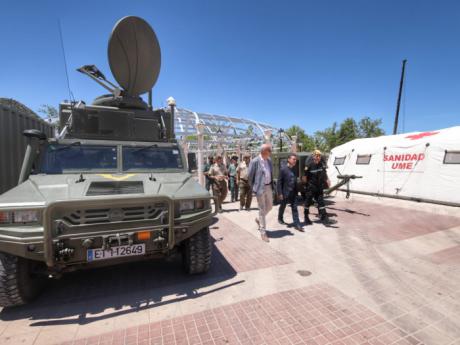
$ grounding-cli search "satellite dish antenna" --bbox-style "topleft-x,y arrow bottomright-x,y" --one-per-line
108,16 -> 161,97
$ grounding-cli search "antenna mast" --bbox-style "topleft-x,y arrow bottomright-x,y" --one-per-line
58,19 -> 73,103
393,59 -> 407,135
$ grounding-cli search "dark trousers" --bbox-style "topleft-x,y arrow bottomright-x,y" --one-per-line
304,186 -> 327,218
205,177 -> 211,191
229,176 -> 237,201
278,193 -> 300,225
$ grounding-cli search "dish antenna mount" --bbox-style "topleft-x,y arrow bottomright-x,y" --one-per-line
77,16 -> 161,106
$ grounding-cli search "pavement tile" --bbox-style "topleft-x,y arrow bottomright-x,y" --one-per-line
210,216 -> 292,272
54,284 -> 423,345
1,196 -> 459,345
414,325 -> 455,345
0,331 -> 40,345
430,245 -> 460,265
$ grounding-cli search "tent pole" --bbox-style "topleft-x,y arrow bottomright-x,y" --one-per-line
393,59 -> 407,135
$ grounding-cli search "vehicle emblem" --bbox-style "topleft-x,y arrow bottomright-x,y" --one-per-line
98,174 -> 136,181
109,208 -> 124,222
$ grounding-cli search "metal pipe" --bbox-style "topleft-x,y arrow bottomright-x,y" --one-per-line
336,188 -> 460,208
18,138 -> 40,184
393,59 -> 407,135
148,90 -> 153,110
167,97 -> 176,141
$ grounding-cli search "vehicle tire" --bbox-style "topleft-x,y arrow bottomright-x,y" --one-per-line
0,253 -> 45,307
182,227 -> 212,274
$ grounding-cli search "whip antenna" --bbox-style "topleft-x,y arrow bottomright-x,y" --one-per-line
58,19 -> 74,103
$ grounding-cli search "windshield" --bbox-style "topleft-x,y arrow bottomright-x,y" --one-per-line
39,144 -> 117,173
122,146 -> 183,171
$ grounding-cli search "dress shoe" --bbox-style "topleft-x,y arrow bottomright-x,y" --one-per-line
294,224 -> 304,232
278,219 -> 287,225
304,216 -> 313,225
261,233 -> 269,242
321,216 -> 337,225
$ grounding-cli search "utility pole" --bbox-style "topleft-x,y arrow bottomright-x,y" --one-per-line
393,59 -> 407,135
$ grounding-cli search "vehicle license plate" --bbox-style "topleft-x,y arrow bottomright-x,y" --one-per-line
87,244 -> 145,262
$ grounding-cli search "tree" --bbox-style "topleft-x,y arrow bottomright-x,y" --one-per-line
313,122 -> 338,152
245,125 -> 254,137
337,118 -> 359,145
38,104 -> 59,125
358,117 -> 385,138
285,125 -> 315,152
281,115 -> 385,153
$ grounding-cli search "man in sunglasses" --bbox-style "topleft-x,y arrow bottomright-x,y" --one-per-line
303,150 -> 335,225
277,153 -> 303,231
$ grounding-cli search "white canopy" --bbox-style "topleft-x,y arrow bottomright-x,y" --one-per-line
327,126 -> 460,206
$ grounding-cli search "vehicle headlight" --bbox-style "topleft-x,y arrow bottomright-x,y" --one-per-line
0,210 -> 40,224
0,211 -> 12,224
179,200 -> 195,212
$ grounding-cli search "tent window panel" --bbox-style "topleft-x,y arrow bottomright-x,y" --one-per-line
443,151 -> 460,164
356,154 -> 372,165
334,156 -> 346,165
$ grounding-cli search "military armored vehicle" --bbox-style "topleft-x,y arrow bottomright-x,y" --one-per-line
0,16 -> 215,307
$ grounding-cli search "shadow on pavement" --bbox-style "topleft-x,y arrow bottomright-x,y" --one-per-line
267,229 -> 294,238
0,239 -> 241,326
326,206 -> 370,217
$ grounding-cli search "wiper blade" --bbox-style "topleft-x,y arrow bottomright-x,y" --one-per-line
132,144 -> 158,153
51,142 -> 81,151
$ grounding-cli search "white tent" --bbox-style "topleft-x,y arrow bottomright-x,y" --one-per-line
327,126 -> 460,206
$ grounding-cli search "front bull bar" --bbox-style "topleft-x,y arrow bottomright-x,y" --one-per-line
42,195 -> 216,268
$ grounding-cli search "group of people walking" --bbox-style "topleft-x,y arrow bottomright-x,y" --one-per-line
204,153 -> 253,212
204,144 -> 335,243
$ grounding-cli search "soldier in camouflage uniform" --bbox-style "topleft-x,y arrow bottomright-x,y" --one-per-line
228,157 -> 238,202
237,153 -> 252,211
208,155 -> 228,212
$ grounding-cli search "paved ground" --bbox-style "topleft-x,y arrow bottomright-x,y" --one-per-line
1,192 -> 459,345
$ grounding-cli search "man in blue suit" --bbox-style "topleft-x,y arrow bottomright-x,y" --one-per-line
277,153 -> 303,232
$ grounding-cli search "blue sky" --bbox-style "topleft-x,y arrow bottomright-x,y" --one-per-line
1,0 -> 459,135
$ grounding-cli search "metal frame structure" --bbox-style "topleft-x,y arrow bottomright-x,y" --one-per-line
173,107 -> 291,153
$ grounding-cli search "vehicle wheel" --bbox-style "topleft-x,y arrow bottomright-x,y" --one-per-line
0,253 -> 45,307
182,227 -> 212,274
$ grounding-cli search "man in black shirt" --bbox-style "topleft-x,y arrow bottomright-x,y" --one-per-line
303,150 -> 335,225
277,153 -> 303,231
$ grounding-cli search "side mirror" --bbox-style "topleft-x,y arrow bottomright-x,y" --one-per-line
23,129 -> 47,140
187,152 -> 197,172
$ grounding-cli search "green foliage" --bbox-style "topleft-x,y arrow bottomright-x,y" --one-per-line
38,104 -> 59,126
337,118 -> 359,144
245,125 -> 254,137
186,134 -> 211,141
285,125 -> 315,152
286,116 -> 385,152
358,117 -> 385,138
313,122 -> 338,152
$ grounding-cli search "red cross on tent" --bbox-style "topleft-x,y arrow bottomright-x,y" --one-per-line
405,131 -> 440,140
